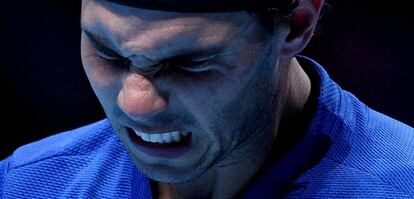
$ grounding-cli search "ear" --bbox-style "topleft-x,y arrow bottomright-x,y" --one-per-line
279,0 -> 324,58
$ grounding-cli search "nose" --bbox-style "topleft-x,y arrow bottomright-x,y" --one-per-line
117,74 -> 167,120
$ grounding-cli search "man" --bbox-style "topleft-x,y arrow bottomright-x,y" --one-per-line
1,0 -> 413,198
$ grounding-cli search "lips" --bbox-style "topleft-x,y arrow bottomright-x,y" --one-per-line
127,127 -> 193,158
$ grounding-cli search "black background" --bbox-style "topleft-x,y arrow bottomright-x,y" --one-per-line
1,1 -> 413,159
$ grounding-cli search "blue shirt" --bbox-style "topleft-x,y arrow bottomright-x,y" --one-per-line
1,57 -> 413,198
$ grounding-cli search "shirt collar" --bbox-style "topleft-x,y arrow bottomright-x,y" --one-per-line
238,55 -> 343,198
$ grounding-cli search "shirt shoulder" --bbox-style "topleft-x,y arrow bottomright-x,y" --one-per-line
0,119 -> 151,199
287,57 -> 414,198
290,91 -> 414,198
5,119 -> 116,169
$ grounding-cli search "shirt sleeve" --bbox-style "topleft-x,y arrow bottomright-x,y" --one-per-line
0,156 -> 10,197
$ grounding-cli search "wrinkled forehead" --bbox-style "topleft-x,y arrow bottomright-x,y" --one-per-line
80,0 -> 291,38
81,0 -> 265,61
80,0 -> 254,42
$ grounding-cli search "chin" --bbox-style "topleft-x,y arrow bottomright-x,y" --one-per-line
130,156 -> 210,184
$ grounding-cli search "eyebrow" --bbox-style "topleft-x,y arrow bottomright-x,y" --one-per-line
81,25 -> 122,56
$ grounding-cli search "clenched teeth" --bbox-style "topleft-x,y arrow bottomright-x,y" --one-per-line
133,130 -> 190,144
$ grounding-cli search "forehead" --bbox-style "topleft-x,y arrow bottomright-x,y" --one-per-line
81,0 -> 262,60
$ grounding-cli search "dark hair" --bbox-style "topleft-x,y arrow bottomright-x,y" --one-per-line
248,0 -> 298,34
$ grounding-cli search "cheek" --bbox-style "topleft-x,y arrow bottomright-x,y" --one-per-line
176,74 -> 249,138
81,59 -> 125,114
171,71 -> 240,114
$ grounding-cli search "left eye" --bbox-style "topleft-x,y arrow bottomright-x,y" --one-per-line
174,59 -> 213,72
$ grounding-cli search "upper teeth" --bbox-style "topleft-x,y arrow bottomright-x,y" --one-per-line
133,130 -> 190,144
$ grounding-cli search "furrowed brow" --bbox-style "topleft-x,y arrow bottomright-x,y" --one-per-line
81,25 -> 122,57
81,23 -> 225,63
165,48 -> 222,62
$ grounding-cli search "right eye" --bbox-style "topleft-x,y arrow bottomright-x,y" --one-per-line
83,31 -> 129,67
95,50 -> 131,69
96,51 -> 120,61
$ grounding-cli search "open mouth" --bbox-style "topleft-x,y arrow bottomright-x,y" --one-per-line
127,128 -> 193,158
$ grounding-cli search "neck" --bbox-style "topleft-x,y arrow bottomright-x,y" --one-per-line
282,57 -> 312,120
155,57 -> 312,199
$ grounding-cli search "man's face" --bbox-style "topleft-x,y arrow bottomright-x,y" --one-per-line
81,0 -> 287,183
